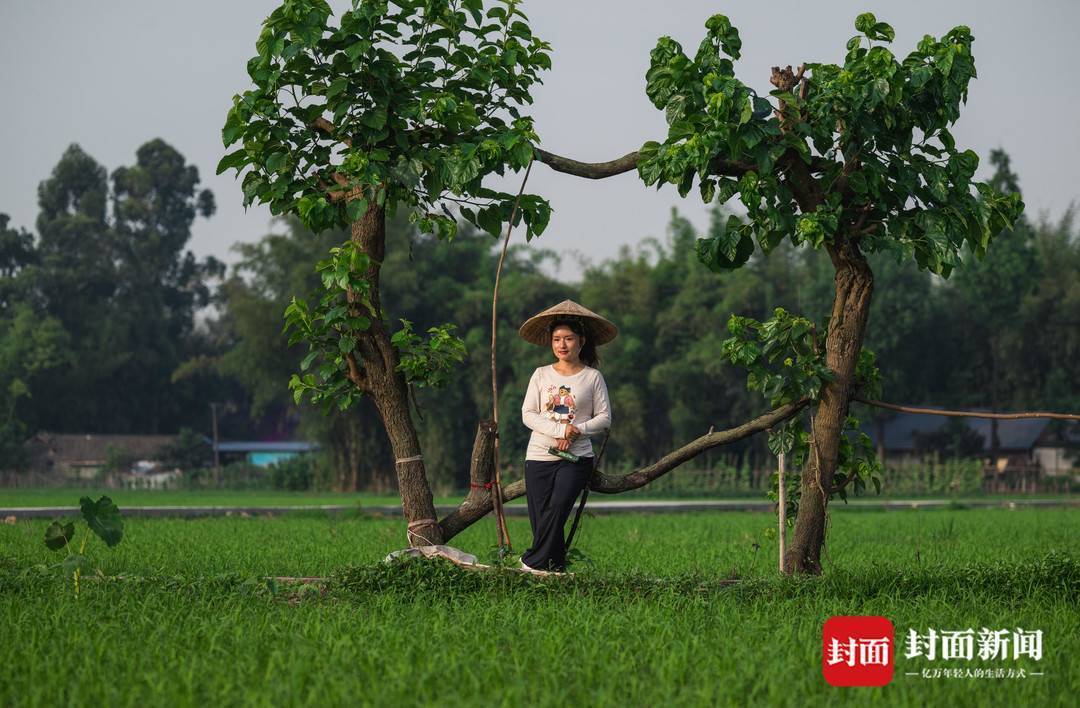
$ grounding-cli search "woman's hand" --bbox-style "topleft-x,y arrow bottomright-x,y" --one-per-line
555,438 -> 571,451
564,424 -> 581,441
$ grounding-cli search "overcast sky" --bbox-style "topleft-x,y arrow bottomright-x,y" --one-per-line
2,1 -> 1078,281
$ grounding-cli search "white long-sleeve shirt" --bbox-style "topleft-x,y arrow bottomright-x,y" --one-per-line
521,364 -> 611,461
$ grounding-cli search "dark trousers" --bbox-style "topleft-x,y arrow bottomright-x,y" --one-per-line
520,457 -> 593,572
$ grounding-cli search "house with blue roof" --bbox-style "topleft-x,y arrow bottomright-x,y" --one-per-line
215,440 -> 320,467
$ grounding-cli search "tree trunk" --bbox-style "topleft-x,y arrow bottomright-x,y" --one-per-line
785,238 -> 874,574
350,202 -> 444,546
438,420 -> 497,540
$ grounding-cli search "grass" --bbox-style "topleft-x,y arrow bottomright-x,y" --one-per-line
0,508 -> 1076,706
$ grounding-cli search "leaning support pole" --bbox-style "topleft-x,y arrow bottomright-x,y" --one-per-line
488,157 -> 535,554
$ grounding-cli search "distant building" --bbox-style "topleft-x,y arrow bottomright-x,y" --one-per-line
1033,422 -> 1080,478
214,441 -> 319,467
864,412 -> 1078,484
23,432 -> 180,480
22,433 -> 321,476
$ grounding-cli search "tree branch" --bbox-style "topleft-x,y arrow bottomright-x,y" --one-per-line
438,399 -> 811,541
310,117 -> 351,147
833,148 -> 862,199
770,65 -> 825,212
591,400 -> 810,492
534,147 -> 752,181
344,351 -> 368,393
533,148 -> 640,179
832,470 -> 858,494
853,397 -> 1080,422
318,172 -> 359,204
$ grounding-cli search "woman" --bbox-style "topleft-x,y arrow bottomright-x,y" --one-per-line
517,299 -> 616,574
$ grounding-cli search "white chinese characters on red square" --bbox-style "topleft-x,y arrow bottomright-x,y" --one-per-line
822,616 -> 895,687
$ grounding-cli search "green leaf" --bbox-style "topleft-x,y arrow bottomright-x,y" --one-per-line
361,107 -> 388,130
939,129 -> 956,151
704,14 -> 742,60
345,40 -> 371,63
222,119 -> 245,147
79,496 -> 123,548
697,224 -> 755,271
522,198 -> 551,240
265,152 -> 287,173
346,199 -> 370,222
58,554 -> 86,578
854,12 -> 877,35
326,77 -> 348,99
738,98 -> 753,125
216,149 -> 248,175
872,22 -> 895,42
289,374 -> 305,405
44,521 -> 75,551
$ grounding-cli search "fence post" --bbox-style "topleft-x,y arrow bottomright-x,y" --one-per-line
778,450 -> 786,574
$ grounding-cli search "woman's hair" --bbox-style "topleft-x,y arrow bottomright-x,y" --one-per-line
548,317 -> 600,368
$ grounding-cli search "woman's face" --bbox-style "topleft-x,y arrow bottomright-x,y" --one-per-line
551,325 -> 583,364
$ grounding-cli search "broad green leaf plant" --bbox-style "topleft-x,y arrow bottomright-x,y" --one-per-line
43,496 -> 124,597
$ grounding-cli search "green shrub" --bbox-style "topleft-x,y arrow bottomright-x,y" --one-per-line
268,454 -> 333,492
182,462 -> 269,491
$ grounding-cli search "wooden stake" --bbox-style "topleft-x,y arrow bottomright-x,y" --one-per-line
778,450 -> 787,574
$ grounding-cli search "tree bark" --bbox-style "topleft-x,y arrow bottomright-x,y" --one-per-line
350,202 -> 444,546
784,237 -> 874,574
438,420 -> 498,539
534,148 -> 640,179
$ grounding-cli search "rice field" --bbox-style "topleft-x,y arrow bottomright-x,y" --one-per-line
1,508 -> 1076,706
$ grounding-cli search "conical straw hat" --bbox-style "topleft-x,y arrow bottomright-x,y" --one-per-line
517,299 -> 618,346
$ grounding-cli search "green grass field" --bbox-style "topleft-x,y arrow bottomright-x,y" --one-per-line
1,508 -> 1076,706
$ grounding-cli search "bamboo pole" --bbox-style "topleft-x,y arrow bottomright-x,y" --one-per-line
489,157 -> 535,554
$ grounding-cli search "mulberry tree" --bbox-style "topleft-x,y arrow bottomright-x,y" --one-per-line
591,12 -> 1021,572
220,0 -> 552,546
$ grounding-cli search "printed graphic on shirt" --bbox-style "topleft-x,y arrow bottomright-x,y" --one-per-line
543,385 -> 576,426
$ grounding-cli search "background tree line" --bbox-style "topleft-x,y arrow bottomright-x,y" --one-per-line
2,141 -> 1077,489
